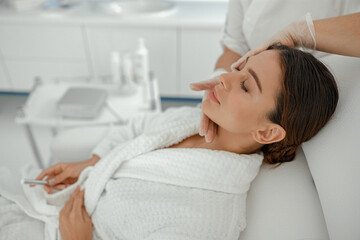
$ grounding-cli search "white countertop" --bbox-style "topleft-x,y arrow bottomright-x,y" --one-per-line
0,1 -> 228,28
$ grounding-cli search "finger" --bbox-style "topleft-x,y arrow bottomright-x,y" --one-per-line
251,46 -> 268,56
30,166 -> 59,188
49,171 -> 71,187
39,173 -> 56,190
81,199 -> 91,222
52,184 -> 67,191
231,45 -> 271,71
44,185 -> 52,193
73,187 -> 83,214
66,186 -> 79,212
190,78 -> 220,91
35,163 -> 63,182
205,120 -> 216,143
231,54 -> 249,71
199,113 -> 210,136
202,90 -> 210,102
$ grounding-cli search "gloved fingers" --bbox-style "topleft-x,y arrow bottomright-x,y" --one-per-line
205,119 -> 217,143
231,55 -> 248,71
52,184 -> 67,191
190,77 -> 220,91
231,46 -> 269,71
293,12 -> 316,49
199,111 -> 210,136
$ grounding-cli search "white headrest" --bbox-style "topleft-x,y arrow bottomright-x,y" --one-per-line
302,54 -> 360,240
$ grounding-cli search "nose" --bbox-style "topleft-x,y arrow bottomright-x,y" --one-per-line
219,73 -> 230,91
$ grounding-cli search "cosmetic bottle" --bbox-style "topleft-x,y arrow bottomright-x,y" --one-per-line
120,53 -> 137,95
134,38 -> 151,107
111,51 -> 122,86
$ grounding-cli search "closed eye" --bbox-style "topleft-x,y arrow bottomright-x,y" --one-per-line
241,80 -> 248,92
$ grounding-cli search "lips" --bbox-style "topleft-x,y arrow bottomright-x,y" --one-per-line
209,87 -> 220,104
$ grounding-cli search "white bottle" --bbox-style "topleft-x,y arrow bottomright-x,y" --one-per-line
134,38 -> 151,106
111,51 -> 122,86
120,53 -> 137,95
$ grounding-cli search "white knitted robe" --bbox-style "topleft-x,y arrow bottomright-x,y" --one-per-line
0,106 -> 263,240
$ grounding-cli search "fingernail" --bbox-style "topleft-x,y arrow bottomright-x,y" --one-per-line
190,85 -> 198,90
205,136 -> 211,143
49,179 -> 55,184
199,131 -> 204,136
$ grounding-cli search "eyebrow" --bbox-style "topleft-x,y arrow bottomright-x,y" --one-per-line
245,57 -> 262,93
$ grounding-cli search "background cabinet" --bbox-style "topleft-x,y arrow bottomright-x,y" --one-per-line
0,49 -> 11,90
0,23 -> 90,90
0,22 -> 224,97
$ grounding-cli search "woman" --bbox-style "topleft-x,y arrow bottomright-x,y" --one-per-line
28,44 -> 338,240
196,12 -> 360,143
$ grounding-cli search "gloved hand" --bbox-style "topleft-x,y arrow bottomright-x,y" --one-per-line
231,13 -> 316,71
190,70 -> 226,143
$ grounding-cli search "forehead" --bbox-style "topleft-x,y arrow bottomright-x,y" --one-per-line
248,50 -> 283,94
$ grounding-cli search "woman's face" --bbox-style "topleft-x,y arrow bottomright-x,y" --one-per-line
202,50 -> 283,136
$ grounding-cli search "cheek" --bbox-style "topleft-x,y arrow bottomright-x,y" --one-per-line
201,92 -> 265,133
223,102 -> 253,131
218,94 -> 256,131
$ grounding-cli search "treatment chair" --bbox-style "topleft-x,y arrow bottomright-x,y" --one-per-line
51,54 -> 360,240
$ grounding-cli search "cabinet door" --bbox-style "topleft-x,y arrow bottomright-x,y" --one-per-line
86,26 -> 177,96
0,49 -> 11,90
6,60 -> 89,91
0,23 -> 87,59
0,23 -> 90,90
179,28 -> 223,97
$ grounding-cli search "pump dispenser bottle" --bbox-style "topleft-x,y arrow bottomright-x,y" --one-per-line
111,51 -> 122,86
135,38 -> 151,106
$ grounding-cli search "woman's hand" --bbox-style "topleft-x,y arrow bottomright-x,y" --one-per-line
59,186 -> 93,240
190,77 -> 220,143
30,155 -> 100,193
231,13 -> 315,71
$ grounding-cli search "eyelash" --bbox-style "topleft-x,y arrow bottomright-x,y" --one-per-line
236,67 -> 248,93
241,80 -> 248,92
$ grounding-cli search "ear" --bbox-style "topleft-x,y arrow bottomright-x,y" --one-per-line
252,123 -> 286,145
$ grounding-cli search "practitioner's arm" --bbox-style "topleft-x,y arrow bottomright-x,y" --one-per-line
232,12 -> 360,70
215,46 -> 242,72
59,186 -> 93,240
314,12 -> 360,57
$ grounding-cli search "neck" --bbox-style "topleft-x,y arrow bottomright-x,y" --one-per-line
193,126 -> 262,154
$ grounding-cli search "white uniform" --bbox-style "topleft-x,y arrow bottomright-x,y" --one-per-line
221,0 -> 360,56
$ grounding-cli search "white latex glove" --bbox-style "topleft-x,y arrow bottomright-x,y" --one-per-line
231,13 -> 316,71
190,69 -> 227,143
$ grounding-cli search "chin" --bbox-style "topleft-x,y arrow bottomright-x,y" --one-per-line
201,100 -> 221,125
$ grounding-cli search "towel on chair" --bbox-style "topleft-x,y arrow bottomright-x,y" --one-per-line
0,106 -> 263,239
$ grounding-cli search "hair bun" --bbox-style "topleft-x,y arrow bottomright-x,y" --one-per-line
262,142 -> 299,165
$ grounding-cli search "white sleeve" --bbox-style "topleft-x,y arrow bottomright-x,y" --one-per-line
91,111 -> 159,158
220,0 -> 250,56
91,107 -> 191,158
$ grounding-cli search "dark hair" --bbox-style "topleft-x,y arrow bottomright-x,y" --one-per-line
262,43 -> 338,165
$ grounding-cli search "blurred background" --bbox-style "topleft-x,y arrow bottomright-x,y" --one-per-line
0,0 -> 228,173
